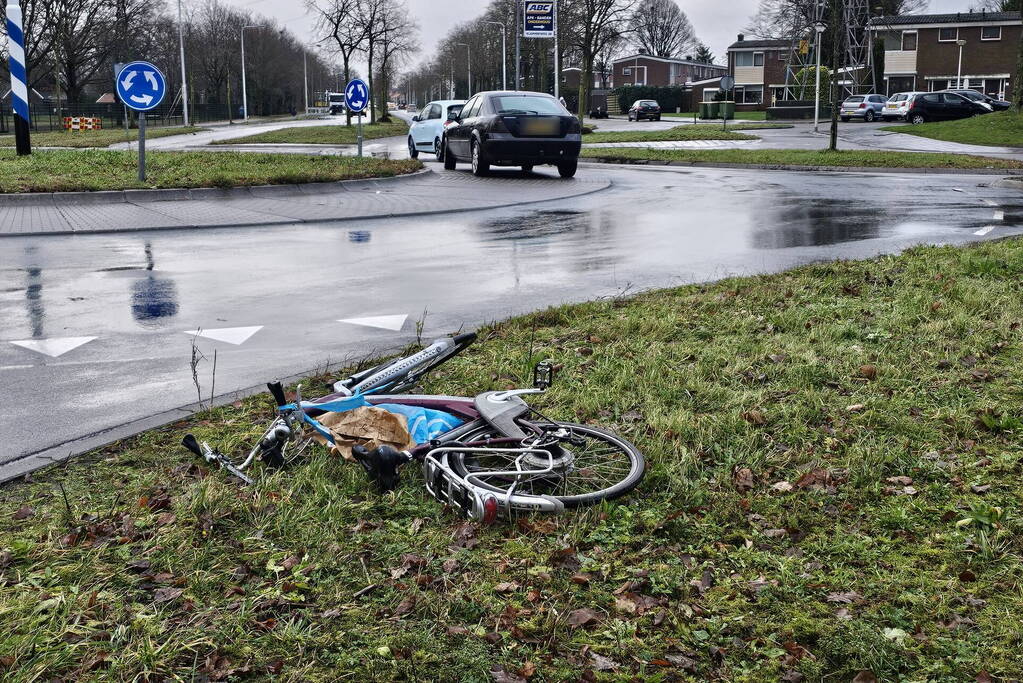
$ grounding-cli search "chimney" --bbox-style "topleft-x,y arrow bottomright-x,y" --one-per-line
737,33 -> 745,42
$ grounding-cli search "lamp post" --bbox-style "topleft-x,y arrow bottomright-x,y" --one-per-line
813,21 -> 826,133
177,0 -> 189,126
240,24 -> 260,121
457,42 -> 471,97
956,39 -> 967,88
484,21 -> 507,90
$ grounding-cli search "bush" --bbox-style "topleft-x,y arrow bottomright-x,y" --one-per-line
614,86 -> 691,113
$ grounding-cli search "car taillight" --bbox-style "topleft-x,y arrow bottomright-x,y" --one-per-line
859,103 -> 867,109
490,117 -> 510,133
566,117 -> 581,134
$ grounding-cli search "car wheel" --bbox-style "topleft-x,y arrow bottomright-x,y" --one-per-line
864,110 -> 875,122
910,113 -> 925,125
557,160 -> 578,178
443,139 -> 457,170
471,140 -> 490,177
434,137 -> 443,161
655,115 -> 661,121
407,137 -> 419,159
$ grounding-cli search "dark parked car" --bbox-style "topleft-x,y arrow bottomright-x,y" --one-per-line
627,99 -> 661,121
943,89 -> 1010,112
442,91 -> 582,178
904,92 -> 992,124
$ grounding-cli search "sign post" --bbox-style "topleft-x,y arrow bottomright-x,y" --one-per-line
720,75 -> 735,131
5,2 -> 31,156
523,1 -> 557,97
344,78 -> 369,158
116,61 -> 168,182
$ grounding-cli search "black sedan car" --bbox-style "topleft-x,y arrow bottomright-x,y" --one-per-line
944,89 -> 1011,112
442,91 -> 582,178
904,91 -> 992,124
627,99 -> 661,121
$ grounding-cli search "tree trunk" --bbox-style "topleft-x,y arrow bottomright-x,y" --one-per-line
367,42 -> 375,123
1014,21 -> 1023,112
828,0 -> 842,152
578,51 -> 591,125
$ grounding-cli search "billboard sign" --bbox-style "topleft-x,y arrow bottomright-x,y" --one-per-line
523,1 -> 555,38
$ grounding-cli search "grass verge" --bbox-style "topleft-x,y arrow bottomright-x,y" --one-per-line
0,126 -> 205,149
581,146 -> 1023,169
0,149 -> 422,193
214,121 -> 410,145
4,239 -> 1023,680
584,124 -> 788,144
881,111 -> 1023,148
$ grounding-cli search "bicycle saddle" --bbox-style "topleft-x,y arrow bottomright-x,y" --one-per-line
352,445 -> 405,492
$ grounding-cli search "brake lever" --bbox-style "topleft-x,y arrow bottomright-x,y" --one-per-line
182,434 -> 254,485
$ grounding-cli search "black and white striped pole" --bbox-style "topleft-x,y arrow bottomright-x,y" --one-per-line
5,2 -> 31,155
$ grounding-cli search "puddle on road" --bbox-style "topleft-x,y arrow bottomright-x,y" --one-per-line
478,209 -> 592,241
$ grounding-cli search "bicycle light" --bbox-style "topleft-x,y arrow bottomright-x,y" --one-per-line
481,495 -> 499,524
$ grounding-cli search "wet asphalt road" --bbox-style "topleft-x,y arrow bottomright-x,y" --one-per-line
2,163 -> 1022,479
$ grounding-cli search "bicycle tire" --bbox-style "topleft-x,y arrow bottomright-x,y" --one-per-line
448,422 -> 645,508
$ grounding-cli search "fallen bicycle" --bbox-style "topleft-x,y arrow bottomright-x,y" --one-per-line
183,332 -> 645,522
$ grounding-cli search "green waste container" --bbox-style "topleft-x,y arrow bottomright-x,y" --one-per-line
720,101 -> 735,120
698,102 -> 709,119
706,101 -> 720,119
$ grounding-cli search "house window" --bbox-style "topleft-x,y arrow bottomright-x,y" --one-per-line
981,26 -> 1001,41
929,79 -> 950,92
734,52 -> 764,67
736,85 -> 763,104
623,67 -> 632,75
938,27 -> 958,42
901,31 -> 917,51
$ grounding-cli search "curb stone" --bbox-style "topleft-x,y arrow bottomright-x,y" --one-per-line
580,157 -> 1023,176
0,166 -> 431,206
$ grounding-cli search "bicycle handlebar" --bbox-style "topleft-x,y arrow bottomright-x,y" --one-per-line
267,382 -> 287,407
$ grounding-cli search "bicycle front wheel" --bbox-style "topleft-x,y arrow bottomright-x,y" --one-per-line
449,422 -> 645,508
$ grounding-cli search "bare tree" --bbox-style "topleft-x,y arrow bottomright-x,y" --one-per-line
565,0 -> 636,123
374,0 -> 418,121
309,0 -> 369,124
628,0 -> 695,58
746,0 -> 928,39
971,0 -> 1020,10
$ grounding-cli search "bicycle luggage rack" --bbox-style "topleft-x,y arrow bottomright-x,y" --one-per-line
423,446 -> 565,522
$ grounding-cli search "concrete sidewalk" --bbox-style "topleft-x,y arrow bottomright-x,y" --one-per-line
0,169 -> 612,237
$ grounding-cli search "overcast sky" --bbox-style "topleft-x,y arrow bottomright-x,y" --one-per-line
222,0 -> 976,70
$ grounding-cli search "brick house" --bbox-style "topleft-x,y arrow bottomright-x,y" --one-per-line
611,53 -> 727,88
725,35 -> 792,111
867,11 -> 1021,99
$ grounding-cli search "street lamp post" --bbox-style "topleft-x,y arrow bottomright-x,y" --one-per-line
813,21 -> 826,133
240,24 -> 260,122
457,42 -> 471,97
177,0 -> 189,126
484,21 -> 507,90
956,39 -> 967,88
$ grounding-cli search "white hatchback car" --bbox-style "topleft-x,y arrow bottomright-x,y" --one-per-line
408,100 -> 465,160
881,92 -> 926,122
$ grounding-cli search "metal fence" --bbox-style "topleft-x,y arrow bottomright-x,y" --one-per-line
0,101 -> 244,134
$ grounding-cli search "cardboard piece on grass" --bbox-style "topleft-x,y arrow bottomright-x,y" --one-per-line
312,406 -> 416,461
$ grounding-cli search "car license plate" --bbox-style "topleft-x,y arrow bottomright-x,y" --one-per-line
521,118 -> 560,136
843,110 -> 856,115
887,104 -> 897,109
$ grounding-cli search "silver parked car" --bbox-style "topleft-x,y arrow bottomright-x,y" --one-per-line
840,94 -> 888,122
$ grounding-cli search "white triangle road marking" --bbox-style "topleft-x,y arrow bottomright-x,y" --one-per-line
183,326 -> 263,345
338,314 -> 408,332
10,336 -> 97,358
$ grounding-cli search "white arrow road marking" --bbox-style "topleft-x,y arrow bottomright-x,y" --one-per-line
183,326 -> 263,345
129,93 -> 153,106
120,70 -> 137,90
981,199 -> 998,207
338,314 -> 408,331
993,210 -> 1005,221
10,336 -> 96,358
144,71 -> 158,89
974,225 -> 997,236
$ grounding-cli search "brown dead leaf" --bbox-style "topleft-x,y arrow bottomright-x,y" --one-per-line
858,364 -> 877,380
590,652 -> 619,671
494,582 -> 520,594
394,597 -> 416,617
442,558 -> 459,573
826,591 -> 863,604
959,570 -> 977,583
846,403 -> 866,413
886,476 -> 913,486
742,410 -> 767,426
566,607 -> 601,628
771,481 -> 793,492
852,672 -> 878,683
12,505 -> 34,520
518,661 -> 536,679
491,667 -> 526,683
733,467 -> 755,492
571,573 -> 592,585
152,587 -> 184,603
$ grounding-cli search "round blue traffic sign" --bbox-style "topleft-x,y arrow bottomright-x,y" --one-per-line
345,78 -> 369,113
116,61 -> 167,112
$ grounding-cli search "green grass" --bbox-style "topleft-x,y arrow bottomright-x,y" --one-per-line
581,146 -> 1023,169
0,149 -> 422,193
584,124 -> 790,145
4,239 -> 1023,680
214,121 -> 410,145
0,126 -> 205,149
881,111 -> 1023,148
664,111 -> 768,121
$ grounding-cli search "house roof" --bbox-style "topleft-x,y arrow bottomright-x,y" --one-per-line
868,11 -> 1020,27
611,53 -> 727,69
728,38 -> 791,50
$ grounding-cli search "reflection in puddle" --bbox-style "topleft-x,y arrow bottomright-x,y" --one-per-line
478,209 -> 591,241
130,243 -> 179,328
751,200 -> 886,249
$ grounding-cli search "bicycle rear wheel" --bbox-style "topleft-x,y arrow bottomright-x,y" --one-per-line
449,422 -> 645,508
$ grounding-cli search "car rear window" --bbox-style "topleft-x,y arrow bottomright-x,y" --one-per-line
640,100 -> 658,106
492,95 -> 565,115
844,96 -> 864,103
890,94 -> 907,102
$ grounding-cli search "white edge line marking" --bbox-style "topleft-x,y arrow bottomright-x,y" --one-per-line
974,225 -> 996,236
981,199 -> 998,206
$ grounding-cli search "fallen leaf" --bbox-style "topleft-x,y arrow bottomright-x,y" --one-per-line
566,607 -> 601,628
859,364 -> 877,380
971,484 -> 992,494
886,476 -> 913,486
491,667 -> 526,683
764,528 -> 788,539
742,410 -> 767,426
852,672 -> 878,683
733,467 -> 755,492
442,558 -> 459,573
494,582 -> 520,594
590,652 -> 618,671
12,506 -> 33,520
768,353 -> 788,364
394,597 -> 416,616
959,570 -> 977,583
771,481 -> 793,493
846,403 -> 866,413
826,591 -> 862,604
152,587 -> 184,603
571,573 -> 591,585
622,410 -> 643,423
